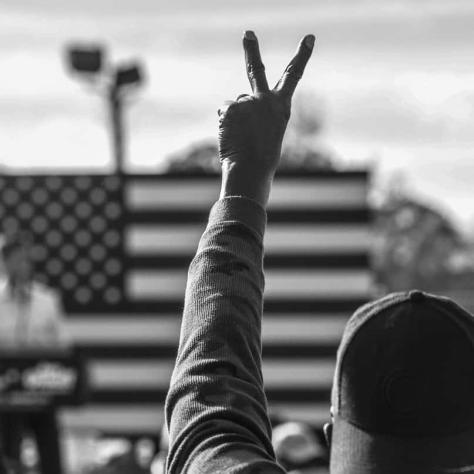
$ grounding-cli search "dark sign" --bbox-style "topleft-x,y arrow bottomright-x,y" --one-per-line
0,349 -> 87,412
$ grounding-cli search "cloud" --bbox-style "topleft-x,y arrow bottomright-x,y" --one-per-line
1,0 -> 474,227
3,0 -> 474,54
0,118 -> 110,170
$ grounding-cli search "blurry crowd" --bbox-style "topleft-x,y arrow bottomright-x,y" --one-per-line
1,418 -> 328,474
0,233 -> 330,473
84,419 -> 328,474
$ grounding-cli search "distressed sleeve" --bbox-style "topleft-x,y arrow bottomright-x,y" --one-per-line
165,197 -> 285,474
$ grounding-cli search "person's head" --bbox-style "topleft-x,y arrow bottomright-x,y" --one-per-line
151,424 -> 169,474
324,290 -> 474,473
272,421 -> 326,473
0,232 -> 34,286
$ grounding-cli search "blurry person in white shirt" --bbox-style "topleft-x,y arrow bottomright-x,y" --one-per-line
0,232 -> 69,348
0,232 -> 70,474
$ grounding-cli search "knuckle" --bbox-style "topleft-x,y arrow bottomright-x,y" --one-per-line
235,93 -> 250,102
226,102 -> 238,113
218,100 -> 244,122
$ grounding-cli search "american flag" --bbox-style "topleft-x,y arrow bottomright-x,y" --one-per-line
0,171 -> 372,437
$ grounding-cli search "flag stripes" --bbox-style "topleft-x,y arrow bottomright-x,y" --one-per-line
87,359 -> 335,390
60,403 -> 332,436
60,402 -> 330,436
127,254 -> 369,269
125,224 -> 370,255
61,297 -> 370,315
125,174 -> 368,211
89,388 -> 331,404
67,314 -> 348,344
127,209 -> 370,224
125,268 -> 372,300
76,344 -> 339,360
1,171 -> 372,437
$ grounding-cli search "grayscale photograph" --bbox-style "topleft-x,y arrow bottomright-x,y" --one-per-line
1,1 -> 474,473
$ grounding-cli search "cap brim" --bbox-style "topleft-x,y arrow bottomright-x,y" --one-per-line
330,416 -> 474,474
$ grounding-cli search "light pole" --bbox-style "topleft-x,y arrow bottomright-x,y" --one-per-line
65,44 -> 144,174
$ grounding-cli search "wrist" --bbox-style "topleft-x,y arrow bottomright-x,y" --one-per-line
219,160 -> 274,208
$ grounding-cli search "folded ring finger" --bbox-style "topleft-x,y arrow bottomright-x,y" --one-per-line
217,100 -> 237,117
235,93 -> 251,102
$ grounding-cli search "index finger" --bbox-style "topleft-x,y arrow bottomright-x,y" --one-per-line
243,30 -> 269,94
274,34 -> 315,100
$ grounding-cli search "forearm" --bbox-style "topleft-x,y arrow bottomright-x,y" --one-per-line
165,29 -> 314,473
165,197 -> 280,473
220,161 -> 274,208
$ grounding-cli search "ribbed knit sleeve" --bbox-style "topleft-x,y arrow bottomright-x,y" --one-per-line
165,197 -> 285,473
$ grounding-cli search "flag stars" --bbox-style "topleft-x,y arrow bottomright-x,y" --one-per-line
46,202 -> 63,220
75,258 -> 93,276
74,230 -> 92,247
32,216 -> 49,234
60,216 -> 78,233
16,177 -> 34,192
61,187 -> 78,205
104,287 -> 122,304
46,230 -> 63,247
75,287 -> 93,304
1,175 -> 124,308
104,202 -> 121,220
3,189 -> 20,206
90,272 -> 107,290
46,258 -> 63,276
45,176 -> 62,192
32,244 -> 48,262
104,258 -> 122,276
90,188 -> 107,206
17,202 -> 34,220
31,188 -> 49,206
60,244 -> 78,262
103,230 -> 121,248
74,176 -> 93,191
75,202 -> 93,219
90,244 -> 107,262
61,273 -> 78,291
90,216 -> 107,233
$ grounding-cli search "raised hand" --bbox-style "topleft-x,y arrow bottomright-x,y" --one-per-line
218,30 -> 315,207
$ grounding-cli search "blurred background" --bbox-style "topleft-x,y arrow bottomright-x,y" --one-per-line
2,0 -> 474,222
1,0 -> 474,473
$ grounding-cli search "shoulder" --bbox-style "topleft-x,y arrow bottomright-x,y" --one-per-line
0,278 -> 8,298
31,282 -> 61,306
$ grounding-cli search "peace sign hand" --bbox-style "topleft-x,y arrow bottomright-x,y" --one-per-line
218,31 -> 315,207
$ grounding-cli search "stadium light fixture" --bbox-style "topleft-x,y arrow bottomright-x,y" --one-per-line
115,64 -> 143,87
67,45 -> 104,74
65,43 -> 144,174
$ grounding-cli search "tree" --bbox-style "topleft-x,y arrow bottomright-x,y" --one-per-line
162,91 -> 335,173
279,90 -> 335,170
163,140 -> 220,173
373,190 -> 464,293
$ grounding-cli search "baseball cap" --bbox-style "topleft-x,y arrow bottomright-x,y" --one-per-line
330,290 -> 474,473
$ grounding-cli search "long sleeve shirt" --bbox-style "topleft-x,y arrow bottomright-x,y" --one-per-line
165,196 -> 286,473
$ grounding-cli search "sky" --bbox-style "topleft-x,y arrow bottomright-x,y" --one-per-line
2,0 -> 474,230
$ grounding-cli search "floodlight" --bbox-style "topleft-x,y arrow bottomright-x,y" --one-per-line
67,45 -> 104,74
64,43 -> 144,173
114,64 -> 143,87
